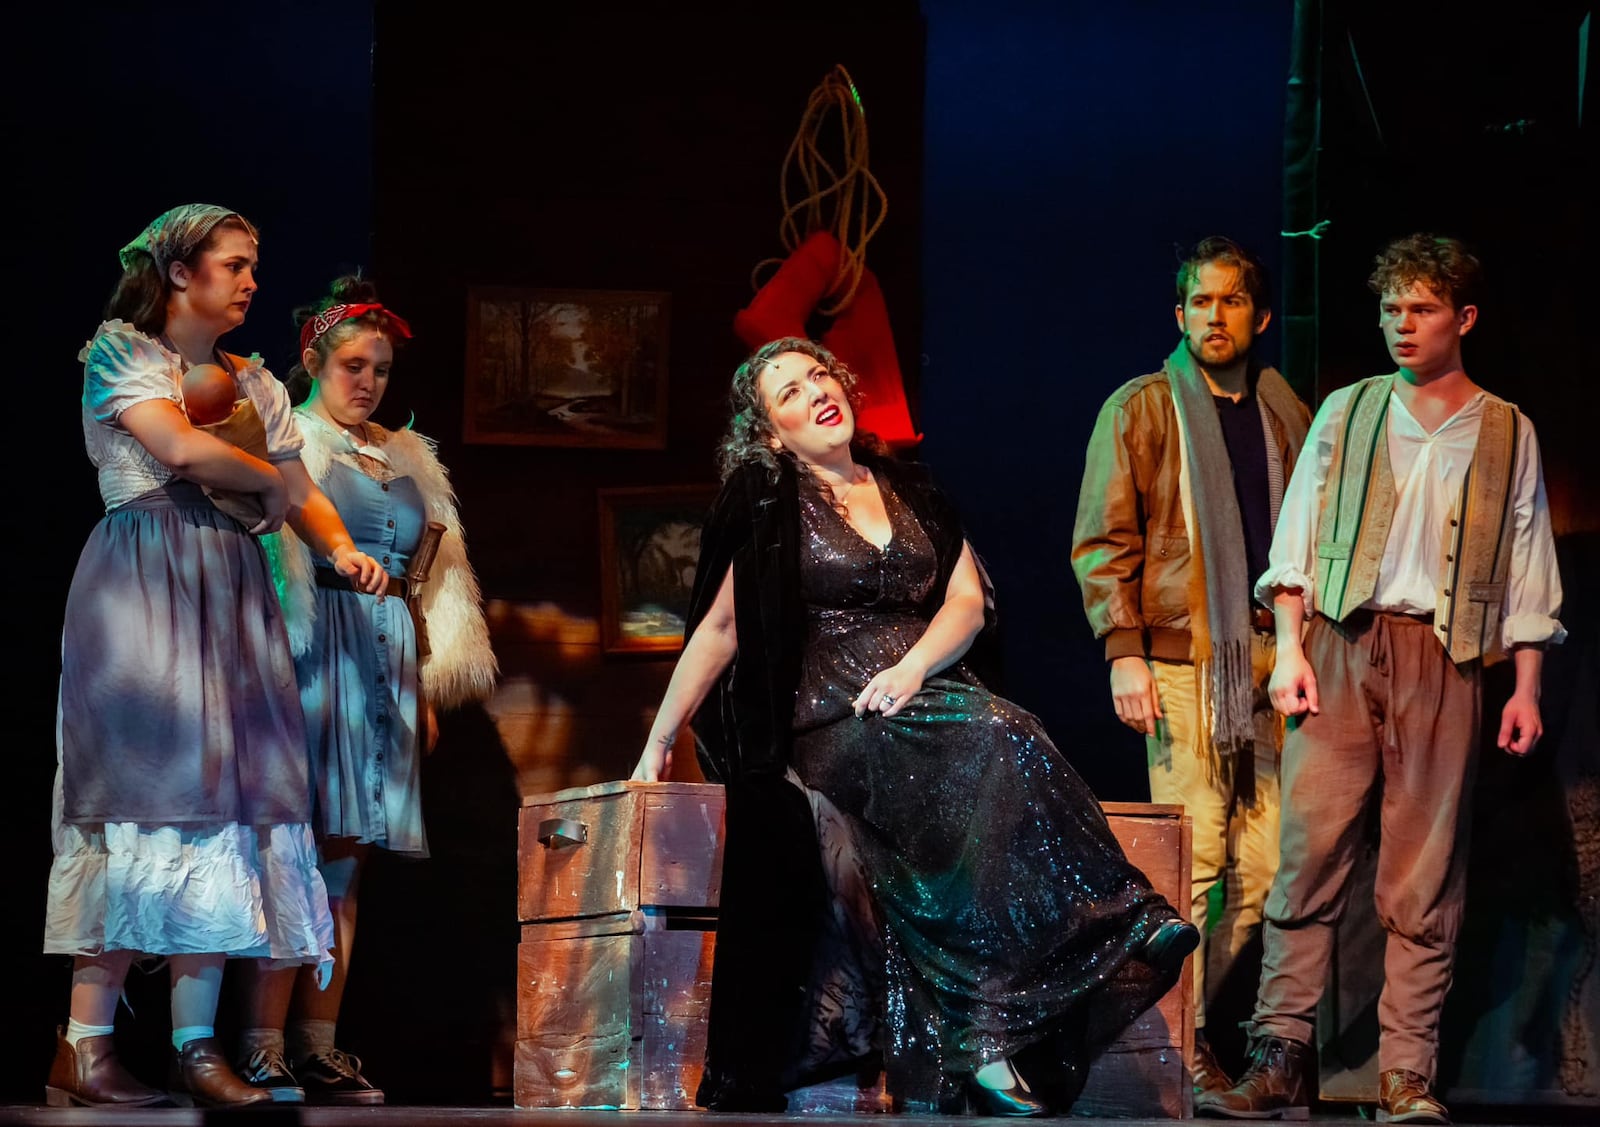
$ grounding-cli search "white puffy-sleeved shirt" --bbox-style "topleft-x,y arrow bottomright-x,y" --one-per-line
79,320 -> 303,511
1256,383 -> 1566,651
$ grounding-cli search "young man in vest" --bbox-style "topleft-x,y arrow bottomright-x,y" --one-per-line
1072,237 -> 1312,1100
1199,234 -> 1566,1123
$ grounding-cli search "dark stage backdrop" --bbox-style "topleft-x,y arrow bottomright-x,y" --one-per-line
8,0 -> 1595,1113
8,0 -> 931,1107
917,0 -> 1597,1108
1274,1 -> 1598,1111
10,0 -> 377,1105
913,0 -> 1295,1081
917,0 -> 1296,801
355,2 -> 928,1103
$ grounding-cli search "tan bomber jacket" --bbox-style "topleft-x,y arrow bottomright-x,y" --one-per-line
1071,365 -> 1311,663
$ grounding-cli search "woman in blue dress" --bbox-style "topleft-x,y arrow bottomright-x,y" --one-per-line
45,204 -> 388,1109
233,276 -> 498,1104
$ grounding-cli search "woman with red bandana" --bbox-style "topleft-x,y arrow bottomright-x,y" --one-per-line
231,275 -> 498,1105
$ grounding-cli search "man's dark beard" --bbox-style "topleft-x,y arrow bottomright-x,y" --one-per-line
1186,336 -> 1250,372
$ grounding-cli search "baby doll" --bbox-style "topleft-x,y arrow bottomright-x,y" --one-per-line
182,362 -> 269,527
181,362 -> 239,425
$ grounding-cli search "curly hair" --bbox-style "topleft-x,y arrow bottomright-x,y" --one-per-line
714,336 -> 886,483
1368,233 -> 1483,311
283,273 -> 409,403
1175,235 -> 1272,311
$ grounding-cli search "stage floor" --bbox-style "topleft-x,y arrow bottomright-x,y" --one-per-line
0,1107 -> 1593,1126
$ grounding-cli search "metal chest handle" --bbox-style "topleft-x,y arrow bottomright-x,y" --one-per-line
537,817 -> 588,849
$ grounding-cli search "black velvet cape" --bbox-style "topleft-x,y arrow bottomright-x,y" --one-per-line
686,451 -> 991,1110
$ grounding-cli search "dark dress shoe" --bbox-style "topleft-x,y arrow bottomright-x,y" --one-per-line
294,1048 -> 384,1106
235,1045 -> 306,1103
44,1027 -> 173,1108
172,1037 -> 275,1107
1141,917 -> 1201,977
1378,1068 -> 1449,1124
966,1062 -> 1052,1117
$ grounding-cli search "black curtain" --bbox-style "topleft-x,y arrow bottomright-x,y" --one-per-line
1278,0 -> 1323,404
1281,0 -> 1599,1110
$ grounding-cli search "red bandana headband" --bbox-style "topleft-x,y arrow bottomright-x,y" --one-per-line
299,303 -> 414,355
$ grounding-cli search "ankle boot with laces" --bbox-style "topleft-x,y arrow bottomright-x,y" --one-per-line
1196,1033 -> 1312,1119
1378,1068 -> 1449,1124
1191,1031 -> 1233,1098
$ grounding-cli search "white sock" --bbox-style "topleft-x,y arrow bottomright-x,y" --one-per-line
172,1024 -> 214,1053
65,1018 -> 115,1047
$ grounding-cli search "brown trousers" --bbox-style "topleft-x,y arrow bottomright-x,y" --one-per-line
1252,611 -> 1480,1080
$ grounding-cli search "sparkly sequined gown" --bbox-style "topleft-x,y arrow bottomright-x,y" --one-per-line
786,474 -> 1179,1109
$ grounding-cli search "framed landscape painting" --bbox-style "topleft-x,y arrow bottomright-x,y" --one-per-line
464,287 -> 670,447
597,484 -> 718,655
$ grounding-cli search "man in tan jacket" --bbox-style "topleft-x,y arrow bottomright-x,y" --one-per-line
1071,237 -> 1311,1099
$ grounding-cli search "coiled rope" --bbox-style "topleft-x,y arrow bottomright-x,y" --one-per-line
751,64 -> 889,316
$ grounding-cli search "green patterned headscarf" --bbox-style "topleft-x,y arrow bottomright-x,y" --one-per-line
118,203 -> 257,274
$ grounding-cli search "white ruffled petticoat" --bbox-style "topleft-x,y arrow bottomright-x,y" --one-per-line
43,766 -> 334,968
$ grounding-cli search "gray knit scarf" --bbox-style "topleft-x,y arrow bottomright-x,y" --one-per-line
1165,342 -> 1300,756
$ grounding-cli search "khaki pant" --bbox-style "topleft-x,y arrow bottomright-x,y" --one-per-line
1252,611 -> 1480,1080
1147,630 -> 1281,1029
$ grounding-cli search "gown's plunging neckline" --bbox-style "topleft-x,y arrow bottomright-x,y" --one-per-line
815,473 -> 896,551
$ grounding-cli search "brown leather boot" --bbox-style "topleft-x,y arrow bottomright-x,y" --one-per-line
1191,1030 -> 1234,1098
1195,1034 -> 1312,1119
1378,1068 -> 1449,1124
171,1037 -> 275,1107
43,1027 -> 173,1108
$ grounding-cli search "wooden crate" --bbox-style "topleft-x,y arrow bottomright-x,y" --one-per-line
516,781 -> 724,1110
517,910 -> 717,1110
516,780 -> 725,923
1077,801 -> 1194,1119
515,783 -> 1192,1116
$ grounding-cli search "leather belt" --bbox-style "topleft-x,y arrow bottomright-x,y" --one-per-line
315,568 -> 410,600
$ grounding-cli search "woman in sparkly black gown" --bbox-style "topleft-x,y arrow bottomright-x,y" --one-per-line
632,338 -> 1198,1115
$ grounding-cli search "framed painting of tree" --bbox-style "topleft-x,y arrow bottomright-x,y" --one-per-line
463,287 -> 670,447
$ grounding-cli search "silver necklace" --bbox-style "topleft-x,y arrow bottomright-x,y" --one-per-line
826,465 -> 869,516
